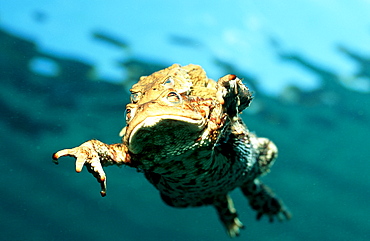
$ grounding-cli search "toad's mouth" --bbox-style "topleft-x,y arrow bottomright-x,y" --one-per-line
127,115 -> 206,154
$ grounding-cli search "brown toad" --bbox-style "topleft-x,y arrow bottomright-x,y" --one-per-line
53,64 -> 291,237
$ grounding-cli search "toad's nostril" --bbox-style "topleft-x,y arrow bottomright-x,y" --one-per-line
125,108 -> 132,122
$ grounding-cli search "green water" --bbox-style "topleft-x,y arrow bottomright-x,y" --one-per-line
0,27 -> 369,241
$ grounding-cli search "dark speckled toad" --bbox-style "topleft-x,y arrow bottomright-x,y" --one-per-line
53,64 -> 291,237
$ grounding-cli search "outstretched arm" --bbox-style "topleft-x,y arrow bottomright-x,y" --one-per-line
53,140 -> 130,197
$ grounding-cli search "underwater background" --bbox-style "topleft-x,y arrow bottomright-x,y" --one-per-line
1,1 -> 369,240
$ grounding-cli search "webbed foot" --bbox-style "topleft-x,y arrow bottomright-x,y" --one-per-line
242,179 -> 292,223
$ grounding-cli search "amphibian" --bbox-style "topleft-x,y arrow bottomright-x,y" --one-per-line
53,64 -> 291,237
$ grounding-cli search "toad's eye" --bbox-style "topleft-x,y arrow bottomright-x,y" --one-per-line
130,92 -> 141,103
163,77 -> 175,88
166,92 -> 182,104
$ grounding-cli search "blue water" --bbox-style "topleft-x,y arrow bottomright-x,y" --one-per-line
1,2 -> 370,240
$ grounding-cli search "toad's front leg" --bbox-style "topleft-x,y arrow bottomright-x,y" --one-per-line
216,74 -> 253,118
53,140 -> 130,197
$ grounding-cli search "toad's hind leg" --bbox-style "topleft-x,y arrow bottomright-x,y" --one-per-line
254,137 -> 278,175
241,179 -> 291,222
241,137 -> 291,221
241,135 -> 291,222
213,195 -> 244,237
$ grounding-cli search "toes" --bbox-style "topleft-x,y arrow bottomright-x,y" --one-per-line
52,149 -> 74,163
227,218 -> 244,237
85,160 -> 107,196
52,152 -> 59,164
100,179 -> 107,197
52,147 -> 88,172
256,208 -> 291,222
75,155 -> 87,172
90,159 -> 106,180
53,143 -> 108,197
282,208 -> 292,220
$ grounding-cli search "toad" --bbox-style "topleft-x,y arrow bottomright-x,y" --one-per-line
53,64 -> 291,237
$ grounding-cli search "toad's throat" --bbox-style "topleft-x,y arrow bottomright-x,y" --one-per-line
128,115 -> 205,154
